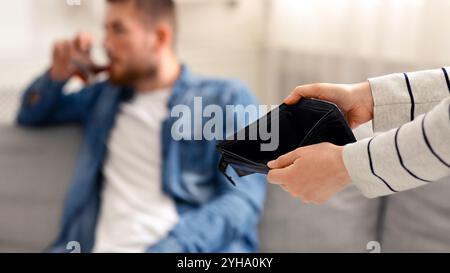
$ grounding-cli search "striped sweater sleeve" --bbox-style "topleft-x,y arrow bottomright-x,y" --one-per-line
342,68 -> 450,198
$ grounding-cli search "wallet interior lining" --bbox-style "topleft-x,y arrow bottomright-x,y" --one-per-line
220,100 -> 335,164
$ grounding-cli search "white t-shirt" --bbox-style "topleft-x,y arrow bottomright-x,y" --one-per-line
92,89 -> 179,253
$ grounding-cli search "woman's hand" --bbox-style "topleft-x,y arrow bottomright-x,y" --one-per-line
284,82 -> 374,129
267,143 -> 351,204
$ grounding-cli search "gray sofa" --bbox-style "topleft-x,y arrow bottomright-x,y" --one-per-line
1,125 -> 450,252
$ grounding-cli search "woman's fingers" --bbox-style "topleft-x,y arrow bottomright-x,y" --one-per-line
284,83 -> 332,105
267,148 -> 302,169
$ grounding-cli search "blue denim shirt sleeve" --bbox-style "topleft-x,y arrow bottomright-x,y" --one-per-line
147,81 -> 267,253
17,71 -> 100,126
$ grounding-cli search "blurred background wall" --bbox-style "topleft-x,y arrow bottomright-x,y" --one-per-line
265,0 -> 450,103
2,0 -> 450,123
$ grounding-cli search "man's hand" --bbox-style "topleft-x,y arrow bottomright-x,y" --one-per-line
50,31 -> 93,81
284,82 -> 374,129
267,143 -> 351,204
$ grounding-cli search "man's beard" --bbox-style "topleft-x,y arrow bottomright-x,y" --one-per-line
109,64 -> 158,87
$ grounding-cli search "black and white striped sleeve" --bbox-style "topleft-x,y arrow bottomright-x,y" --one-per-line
342,68 -> 450,198
369,67 -> 450,132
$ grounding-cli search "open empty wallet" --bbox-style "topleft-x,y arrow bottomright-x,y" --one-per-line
216,98 -> 357,185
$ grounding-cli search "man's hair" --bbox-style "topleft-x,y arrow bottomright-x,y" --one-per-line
106,0 -> 176,29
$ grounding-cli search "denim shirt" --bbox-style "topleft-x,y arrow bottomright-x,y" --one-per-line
17,66 -> 267,253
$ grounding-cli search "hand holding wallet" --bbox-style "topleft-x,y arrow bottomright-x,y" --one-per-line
216,98 -> 357,185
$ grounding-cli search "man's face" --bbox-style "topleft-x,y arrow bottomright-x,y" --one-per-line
104,1 -> 159,86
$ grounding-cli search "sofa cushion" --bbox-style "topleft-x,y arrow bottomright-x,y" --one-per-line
381,177 -> 450,252
259,185 -> 380,252
0,125 -> 82,252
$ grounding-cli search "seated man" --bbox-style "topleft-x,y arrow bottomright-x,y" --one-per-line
17,0 -> 266,253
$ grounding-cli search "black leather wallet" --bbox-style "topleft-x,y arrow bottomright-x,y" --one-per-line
216,98 -> 357,185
